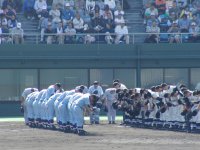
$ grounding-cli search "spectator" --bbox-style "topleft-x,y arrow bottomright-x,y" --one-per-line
23,0 -> 35,20
103,12 -> 114,44
179,14 -> 190,32
56,21 -> 64,44
179,6 -> 192,19
114,13 -> 125,26
44,22 -> 55,44
83,24 -> 96,44
167,21 -> 181,43
37,5 -> 49,30
114,21 -> 129,44
34,0 -> 47,16
75,0 -> 85,10
145,21 -> 160,43
11,22 -> 24,44
5,5 -> 16,20
158,12 -> 170,30
7,14 -> 17,29
49,4 -> 61,24
2,0 -> 14,9
104,0 -> 116,10
92,11 -> 104,33
167,12 -> 178,27
155,0 -> 166,13
90,4 -> 104,18
40,16 -> 52,42
1,20 -> 12,43
146,12 -> 159,27
61,3 -> 74,26
114,5 -> 124,17
95,0 -> 105,10
86,0 -> 95,12
190,14 -> 200,27
103,5 -> 113,20
73,13 -> 84,33
168,1 -> 180,17
193,0 -> 200,16
64,22 -> 76,44
188,22 -> 199,43
144,3 -> 158,19
176,0 -> 187,9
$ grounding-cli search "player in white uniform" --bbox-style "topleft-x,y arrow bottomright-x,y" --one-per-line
42,83 -> 62,127
72,93 -> 99,135
103,82 -> 120,124
21,88 -> 38,125
45,92 -> 63,128
26,91 -> 39,127
32,89 -> 46,126
113,79 -> 127,90
88,81 -> 104,124
57,90 -> 76,131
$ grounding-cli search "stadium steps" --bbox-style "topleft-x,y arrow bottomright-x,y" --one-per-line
124,0 -> 145,43
17,13 -> 39,44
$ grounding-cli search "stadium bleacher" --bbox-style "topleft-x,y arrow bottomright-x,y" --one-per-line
1,0 -> 200,44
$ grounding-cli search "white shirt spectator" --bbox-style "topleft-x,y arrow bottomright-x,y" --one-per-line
73,16 -> 84,30
49,7 -> 61,23
34,0 -> 47,12
114,15 -> 125,25
114,10 -> 125,17
104,0 -> 116,10
86,0 -> 95,12
115,24 -> 128,36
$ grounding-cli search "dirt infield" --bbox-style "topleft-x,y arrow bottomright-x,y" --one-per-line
1,122 -> 200,150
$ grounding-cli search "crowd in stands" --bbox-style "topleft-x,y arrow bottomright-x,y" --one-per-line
143,0 -> 200,43
21,0 -> 129,44
0,0 -> 24,44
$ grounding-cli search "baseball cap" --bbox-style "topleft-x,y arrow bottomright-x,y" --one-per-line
42,5 -> 47,10
65,3 -> 70,7
191,22 -> 196,26
93,81 -> 99,85
17,22 -> 21,28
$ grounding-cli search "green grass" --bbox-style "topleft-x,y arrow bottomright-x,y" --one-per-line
0,116 -> 123,122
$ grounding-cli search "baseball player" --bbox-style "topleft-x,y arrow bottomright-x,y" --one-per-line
26,91 -> 39,127
32,89 -> 46,126
45,92 -> 63,128
113,79 -> 127,90
88,81 -> 104,124
72,93 -> 99,135
103,82 -> 120,124
68,86 -> 88,130
41,83 -> 62,127
57,90 -> 77,131
21,88 -> 38,125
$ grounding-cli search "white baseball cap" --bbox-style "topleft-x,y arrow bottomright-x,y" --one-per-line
42,5 -> 47,10
191,22 -> 196,26
65,3 -> 70,7
17,22 -> 21,28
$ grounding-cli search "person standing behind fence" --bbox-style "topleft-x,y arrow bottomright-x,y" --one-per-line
11,22 -> 24,44
103,82 -> 120,124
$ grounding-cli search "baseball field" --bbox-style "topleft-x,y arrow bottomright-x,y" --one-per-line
1,117 -> 200,150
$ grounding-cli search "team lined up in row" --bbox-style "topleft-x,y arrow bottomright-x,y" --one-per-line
113,83 -> 200,132
21,80 -> 125,135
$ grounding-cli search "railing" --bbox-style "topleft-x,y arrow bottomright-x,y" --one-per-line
0,32 -> 196,45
